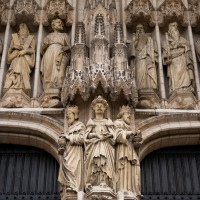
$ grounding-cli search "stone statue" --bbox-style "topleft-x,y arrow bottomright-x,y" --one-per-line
85,96 -> 116,191
114,106 -> 142,198
4,23 -> 35,94
163,22 -> 194,94
130,24 -> 157,90
58,106 -> 85,198
40,18 -> 71,90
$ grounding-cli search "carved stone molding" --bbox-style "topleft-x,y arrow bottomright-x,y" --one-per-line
11,0 -> 40,26
44,0 -> 73,26
125,0 -> 155,27
158,0 -> 188,26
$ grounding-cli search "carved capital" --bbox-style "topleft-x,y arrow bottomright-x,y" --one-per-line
44,0 -> 73,26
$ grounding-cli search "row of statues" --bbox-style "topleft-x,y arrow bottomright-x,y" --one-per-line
58,96 -> 142,199
0,19 -> 197,106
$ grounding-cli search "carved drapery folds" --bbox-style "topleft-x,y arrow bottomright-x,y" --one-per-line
2,23 -> 36,108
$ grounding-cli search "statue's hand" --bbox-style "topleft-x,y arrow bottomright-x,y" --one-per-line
19,50 -> 28,56
62,46 -> 70,52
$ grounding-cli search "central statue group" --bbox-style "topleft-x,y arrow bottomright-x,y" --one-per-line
58,96 -> 142,200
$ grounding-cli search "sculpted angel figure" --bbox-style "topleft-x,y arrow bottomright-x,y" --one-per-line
114,106 -> 142,197
40,18 -> 71,90
163,22 -> 194,94
84,96 -> 116,191
4,23 -> 35,94
58,106 -> 85,196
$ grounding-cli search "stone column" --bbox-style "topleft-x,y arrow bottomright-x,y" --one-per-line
155,23 -> 167,108
32,0 -> 45,102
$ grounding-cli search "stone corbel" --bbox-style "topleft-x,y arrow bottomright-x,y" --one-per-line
44,0 -> 73,27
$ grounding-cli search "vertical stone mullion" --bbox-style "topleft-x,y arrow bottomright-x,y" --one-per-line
0,0 -> 12,98
187,24 -> 200,104
32,0 -> 45,99
155,23 -> 167,107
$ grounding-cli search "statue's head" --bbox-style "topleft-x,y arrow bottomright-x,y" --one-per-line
19,23 -> 29,36
51,18 -> 64,31
136,24 -> 145,35
117,105 -> 131,125
168,22 -> 179,38
91,96 -> 108,116
66,106 -> 79,125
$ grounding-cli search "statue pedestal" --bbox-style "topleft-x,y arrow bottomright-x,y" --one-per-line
86,186 -> 116,200
167,90 -> 197,109
1,89 -> 31,108
137,89 -> 160,109
60,190 -> 84,200
39,88 -> 62,108
117,192 -> 139,200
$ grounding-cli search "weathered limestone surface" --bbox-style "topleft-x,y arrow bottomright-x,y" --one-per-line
0,0 -> 200,200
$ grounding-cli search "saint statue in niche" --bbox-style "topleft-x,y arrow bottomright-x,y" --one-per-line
40,18 -> 71,90
163,22 -> 194,94
114,106 -> 142,197
130,24 -> 157,90
4,23 -> 35,94
84,96 -> 116,191
58,106 -> 85,196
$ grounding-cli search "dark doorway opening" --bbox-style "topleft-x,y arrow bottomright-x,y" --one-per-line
141,146 -> 200,200
0,144 -> 60,200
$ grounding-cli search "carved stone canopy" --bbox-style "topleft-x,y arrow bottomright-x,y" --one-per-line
158,0 -> 188,27
125,0 -> 155,27
11,0 -> 40,26
0,0 -> 10,25
44,0 -> 73,26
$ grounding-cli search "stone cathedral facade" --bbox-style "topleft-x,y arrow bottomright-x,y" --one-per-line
0,0 -> 200,200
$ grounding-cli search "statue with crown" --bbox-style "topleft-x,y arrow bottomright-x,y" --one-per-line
58,105 -> 85,200
114,105 -> 142,200
84,95 -> 116,199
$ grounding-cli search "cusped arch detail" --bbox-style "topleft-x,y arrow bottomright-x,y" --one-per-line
0,111 -> 63,161
137,113 -> 200,160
